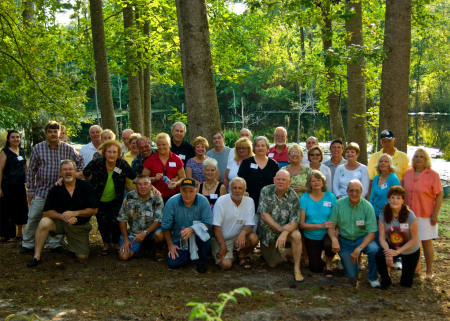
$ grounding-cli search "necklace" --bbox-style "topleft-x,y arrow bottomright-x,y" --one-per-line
203,181 -> 217,192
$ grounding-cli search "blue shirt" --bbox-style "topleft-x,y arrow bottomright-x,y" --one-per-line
161,193 -> 213,243
300,191 -> 337,240
369,173 -> 400,218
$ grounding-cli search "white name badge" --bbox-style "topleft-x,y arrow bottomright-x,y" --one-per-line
381,183 -> 388,189
323,201 -> 332,207
268,153 -> 275,158
400,223 -> 409,229
113,167 -> 122,174
179,154 -> 186,160
250,163 -> 259,169
356,220 -> 365,226
209,194 -> 218,199
168,162 -> 176,167
17,156 -> 24,161
236,220 -> 244,225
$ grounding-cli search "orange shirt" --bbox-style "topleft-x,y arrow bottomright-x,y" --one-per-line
401,168 -> 443,218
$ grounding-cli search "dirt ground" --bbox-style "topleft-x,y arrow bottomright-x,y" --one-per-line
1,215 -> 449,321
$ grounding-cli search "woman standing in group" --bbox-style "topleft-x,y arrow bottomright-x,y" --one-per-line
143,133 -> 186,203
223,138 -> 254,192
333,142 -> 369,198
376,186 -> 420,289
0,130 -> 28,241
186,136 -> 210,185
300,170 -> 337,275
281,144 -> 311,198
82,140 -> 137,255
199,158 -> 227,210
308,146 -> 332,191
92,129 -> 116,160
123,133 -> 141,164
402,148 -> 443,280
238,136 -> 279,209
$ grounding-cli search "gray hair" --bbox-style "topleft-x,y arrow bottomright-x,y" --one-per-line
347,179 -> 363,191
171,121 -> 186,132
274,126 -> 287,136
60,159 -> 76,171
136,174 -> 151,183
253,136 -> 270,151
230,177 -> 247,189
375,153 -> 396,174
202,157 -> 218,170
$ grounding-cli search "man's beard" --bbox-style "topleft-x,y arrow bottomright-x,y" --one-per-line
275,141 -> 285,146
231,194 -> 242,202
64,176 -> 74,182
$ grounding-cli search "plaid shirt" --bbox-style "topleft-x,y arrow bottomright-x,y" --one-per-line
26,141 -> 84,198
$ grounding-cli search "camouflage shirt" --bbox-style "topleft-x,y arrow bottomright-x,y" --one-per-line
117,190 -> 164,237
257,184 -> 300,246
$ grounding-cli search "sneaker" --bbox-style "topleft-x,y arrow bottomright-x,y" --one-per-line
196,264 -> 207,274
337,261 -> 343,270
369,279 -> 381,288
27,258 -> 41,268
18,247 -> 33,255
51,246 -> 64,253
393,261 -> 402,270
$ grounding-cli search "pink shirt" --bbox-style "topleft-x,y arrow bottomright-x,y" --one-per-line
401,168 -> 442,218
267,145 -> 289,163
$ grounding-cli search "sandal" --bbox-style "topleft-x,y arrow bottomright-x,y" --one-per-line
294,272 -> 304,282
238,257 -> 252,269
324,269 -> 333,278
424,274 -> 434,281
100,248 -> 109,256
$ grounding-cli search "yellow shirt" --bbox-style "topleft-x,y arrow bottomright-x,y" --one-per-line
123,151 -> 136,190
368,147 -> 410,181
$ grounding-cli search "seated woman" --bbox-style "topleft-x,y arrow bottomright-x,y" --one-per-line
186,136 -> 210,184
375,186 -> 420,289
300,170 -> 337,275
308,146 -> 332,191
281,144 -> 311,198
223,137 -> 254,192
199,158 -> 226,210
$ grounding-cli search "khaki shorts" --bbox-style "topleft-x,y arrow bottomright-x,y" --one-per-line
260,243 -> 290,265
211,237 -> 237,264
51,221 -> 92,255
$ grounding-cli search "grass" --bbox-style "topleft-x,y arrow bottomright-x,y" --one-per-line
438,197 -> 450,238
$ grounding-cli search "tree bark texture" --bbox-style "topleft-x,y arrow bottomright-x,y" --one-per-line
143,21 -> 152,138
379,0 -> 411,152
321,4 -> 346,143
22,0 -> 35,27
345,0 -> 367,164
123,3 -> 143,133
175,0 -> 222,141
89,0 -> 117,134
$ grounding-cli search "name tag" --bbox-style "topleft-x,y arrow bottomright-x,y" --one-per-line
17,156 -> 24,161
169,162 -> 176,167
236,220 -> 244,225
179,154 -> 186,160
352,171 -> 361,178
323,201 -> 332,207
144,211 -> 153,217
400,223 -> 409,229
113,167 -> 122,174
250,163 -> 258,169
356,220 -> 365,226
209,194 -> 218,199
381,183 -> 388,189
268,153 -> 274,158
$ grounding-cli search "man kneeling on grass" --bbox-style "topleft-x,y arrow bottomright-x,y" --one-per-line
27,160 -> 98,267
118,175 -> 165,261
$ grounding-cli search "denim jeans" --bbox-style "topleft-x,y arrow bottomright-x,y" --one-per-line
167,236 -> 210,269
338,235 -> 379,281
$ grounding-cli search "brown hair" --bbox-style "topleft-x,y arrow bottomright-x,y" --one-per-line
306,170 -> 328,193
382,186 -> 409,224
98,139 -> 122,158
44,121 -> 60,132
308,145 -> 324,163
193,136 -> 210,151
344,142 -> 360,154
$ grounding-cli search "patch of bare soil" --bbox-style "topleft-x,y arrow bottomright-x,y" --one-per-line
1,219 -> 449,321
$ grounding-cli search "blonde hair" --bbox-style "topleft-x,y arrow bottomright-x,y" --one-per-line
288,144 -> 303,158
129,133 -> 142,144
234,137 -> 254,161
155,133 -> 171,147
412,148 -> 432,169
193,136 -> 209,151
101,129 -> 116,141
375,153 -> 396,174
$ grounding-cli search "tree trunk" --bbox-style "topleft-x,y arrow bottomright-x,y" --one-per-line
320,4 -> 346,142
379,0 -> 411,152
22,0 -> 35,26
123,3 -> 143,133
345,0 -> 367,164
89,0 -> 117,134
175,0 -> 221,141
143,21 -> 152,138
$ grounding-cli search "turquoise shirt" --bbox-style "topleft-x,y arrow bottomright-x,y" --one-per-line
329,197 -> 377,240
300,191 -> 337,240
369,172 -> 400,218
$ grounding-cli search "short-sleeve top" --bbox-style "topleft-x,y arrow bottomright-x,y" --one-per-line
369,172 -> 401,218
238,157 -> 279,209
186,158 -> 207,183
143,151 -> 184,198
226,159 -> 241,191
300,191 -> 337,240
281,165 -> 311,198
2,147 -> 26,185
401,168 -> 443,218
379,209 -> 420,255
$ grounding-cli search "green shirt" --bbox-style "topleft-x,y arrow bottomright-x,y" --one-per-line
100,171 -> 116,202
281,165 -> 311,198
329,197 -> 377,240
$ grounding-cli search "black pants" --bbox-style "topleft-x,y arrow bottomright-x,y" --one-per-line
304,234 -> 335,273
97,200 -> 121,244
375,247 -> 420,288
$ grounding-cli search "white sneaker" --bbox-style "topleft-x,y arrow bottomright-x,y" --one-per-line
370,279 -> 381,288
393,261 -> 402,270
337,261 -> 343,270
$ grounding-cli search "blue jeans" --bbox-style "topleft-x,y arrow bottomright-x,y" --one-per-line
168,236 -> 210,269
338,235 -> 379,281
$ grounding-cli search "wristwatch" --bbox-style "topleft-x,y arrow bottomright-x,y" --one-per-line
143,230 -> 149,235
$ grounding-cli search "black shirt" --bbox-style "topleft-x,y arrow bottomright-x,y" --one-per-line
43,179 -> 99,225
170,138 -> 195,167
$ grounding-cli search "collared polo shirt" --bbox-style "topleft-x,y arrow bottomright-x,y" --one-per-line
79,142 -> 98,168
267,145 -> 289,165
170,138 -> 195,166
324,158 -> 347,179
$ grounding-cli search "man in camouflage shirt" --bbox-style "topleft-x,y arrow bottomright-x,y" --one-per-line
118,175 -> 165,261
258,169 -> 304,281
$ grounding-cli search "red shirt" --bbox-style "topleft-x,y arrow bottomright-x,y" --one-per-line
267,145 -> 289,163
143,151 -> 184,198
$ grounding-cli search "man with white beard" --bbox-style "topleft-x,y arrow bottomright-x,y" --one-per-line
27,160 -> 98,267
267,127 -> 290,167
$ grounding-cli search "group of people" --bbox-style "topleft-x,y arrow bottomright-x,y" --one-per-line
0,122 -> 444,289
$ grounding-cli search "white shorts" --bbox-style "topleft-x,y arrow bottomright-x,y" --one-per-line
211,236 -> 237,264
417,217 -> 438,241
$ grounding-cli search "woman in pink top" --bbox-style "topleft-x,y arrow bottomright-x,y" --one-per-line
401,148 -> 443,280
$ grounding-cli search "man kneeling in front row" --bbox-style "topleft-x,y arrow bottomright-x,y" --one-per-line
118,175 -> 165,261
27,160 -> 98,267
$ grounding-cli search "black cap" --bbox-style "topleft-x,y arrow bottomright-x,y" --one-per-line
180,178 -> 196,189
380,130 -> 394,139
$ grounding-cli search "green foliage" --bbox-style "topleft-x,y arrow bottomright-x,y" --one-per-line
167,107 -> 187,125
187,287 -> 251,321
5,314 -> 41,321
223,129 -> 239,148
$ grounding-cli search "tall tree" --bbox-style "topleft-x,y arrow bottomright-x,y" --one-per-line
345,0 -> 367,163
378,0 -> 411,151
89,0 -> 117,134
143,20 -> 152,138
175,0 -> 221,141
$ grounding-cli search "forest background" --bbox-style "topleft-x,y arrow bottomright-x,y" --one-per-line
0,0 -> 448,162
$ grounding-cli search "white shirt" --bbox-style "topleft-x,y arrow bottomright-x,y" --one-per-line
79,142 -> 98,168
212,194 -> 255,240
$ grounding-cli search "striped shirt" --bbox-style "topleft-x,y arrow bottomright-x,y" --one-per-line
26,141 -> 84,198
